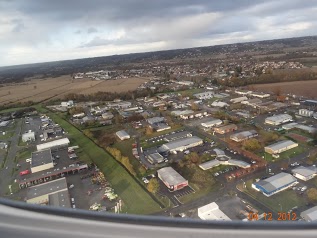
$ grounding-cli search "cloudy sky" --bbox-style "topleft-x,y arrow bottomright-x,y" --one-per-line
0,0 -> 317,66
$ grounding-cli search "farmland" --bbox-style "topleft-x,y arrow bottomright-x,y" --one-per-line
253,79 -> 317,98
0,76 -> 149,106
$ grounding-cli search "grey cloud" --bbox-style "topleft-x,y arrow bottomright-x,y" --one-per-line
87,27 -> 98,34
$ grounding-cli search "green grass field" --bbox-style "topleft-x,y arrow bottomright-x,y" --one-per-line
262,146 -> 305,162
46,111 -> 161,214
0,107 -> 25,113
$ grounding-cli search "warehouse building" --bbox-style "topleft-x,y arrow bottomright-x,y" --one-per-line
292,166 -> 317,181
264,140 -> 298,154
299,109 -> 314,117
303,100 -> 317,107
230,96 -> 248,104
147,153 -> 164,164
214,124 -> 237,134
147,117 -> 165,125
199,158 -> 250,170
0,121 -> 10,127
31,149 -> 54,173
211,101 -> 229,108
198,202 -> 231,221
116,130 -> 130,140
101,112 -> 114,120
295,124 -> 317,134
22,131 -> 35,142
230,130 -> 258,142
252,172 -> 297,197
158,136 -> 203,153
164,131 -> 192,142
282,122 -> 298,130
193,91 -> 214,100
153,123 -> 171,132
250,92 -> 270,98
27,177 -> 70,207
171,110 -> 194,118
301,206 -> 317,222
201,119 -> 223,128
37,138 -> 70,151
265,114 -> 293,125
157,167 -> 188,191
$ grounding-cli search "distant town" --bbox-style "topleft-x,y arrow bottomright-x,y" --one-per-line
1,36 -> 317,222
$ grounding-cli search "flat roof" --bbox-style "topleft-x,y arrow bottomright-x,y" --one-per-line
254,172 -> 297,194
199,160 -> 221,170
31,149 -> 53,167
27,177 -> 68,200
201,119 -> 222,126
265,140 -> 297,151
230,130 -> 257,140
147,117 -> 165,124
157,167 -> 187,186
215,124 -> 237,130
148,153 -> 164,163
164,131 -> 192,142
265,114 -> 292,122
198,202 -> 231,221
37,138 -> 70,151
301,206 -> 317,222
292,166 -> 317,178
48,190 -> 71,208
0,121 -> 10,127
158,136 -> 202,152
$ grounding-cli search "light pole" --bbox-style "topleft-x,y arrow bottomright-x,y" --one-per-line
241,179 -> 246,188
8,185 -> 12,195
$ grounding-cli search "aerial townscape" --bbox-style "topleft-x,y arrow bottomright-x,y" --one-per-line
2,35 -> 317,222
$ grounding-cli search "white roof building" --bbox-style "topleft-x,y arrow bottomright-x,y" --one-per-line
158,136 -> 203,153
22,131 -> 35,142
230,96 -> 248,104
198,202 -> 231,221
116,130 -> 130,140
265,114 -> 293,125
201,119 -> 223,128
211,101 -> 229,108
147,117 -> 165,125
193,91 -> 214,100
264,140 -> 298,154
37,138 -> 70,151
301,206 -> 317,222
292,166 -> 317,181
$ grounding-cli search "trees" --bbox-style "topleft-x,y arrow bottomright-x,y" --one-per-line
307,188 -> 317,203
121,156 -> 136,176
145,126 -> 153,135
191,102 -> 199,111
186,152 -> 201,164
147,178 -> 160,194
243,139 -> 261,152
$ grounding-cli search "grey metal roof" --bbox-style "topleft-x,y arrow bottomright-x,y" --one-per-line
157,167 -> 187,186
199,160 -> 221,170
158,136 -> 202,152
48,190 -> 71,208
27,178 -> 68,200
254,172 -> 297,193
301,206 -> 317,222
147,153 -> 164,163
31,149 -> 53,167
147,117 -> 165,124
265,114 -> 292,123
292,166 -> 317,178
230,130 -> 258,141
164,131 -> 192,142
265,140 -> 297,152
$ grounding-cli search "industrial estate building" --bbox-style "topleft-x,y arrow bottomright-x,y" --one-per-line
301,206 -> 317,222
214,124 -> 237,134
252,172 -> 297,197
198,202 -> 231,221
31,149 -> 54,173
292,166 -> 317,181
116,130 -> 130,140
265,114 -> 293,125
147,153 -> 164,164
163,131 -> 192,142
157,167 -> 188,191
201,119 -> 223,128
299,109 -> 314,117
230,130 -> 258,142
264,140 -> 298,154
194,91 -> 214,100
22,131 -> 35,142
37,138 -> 70,151
26,178 -> 70,208
158,136 -> 203,153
